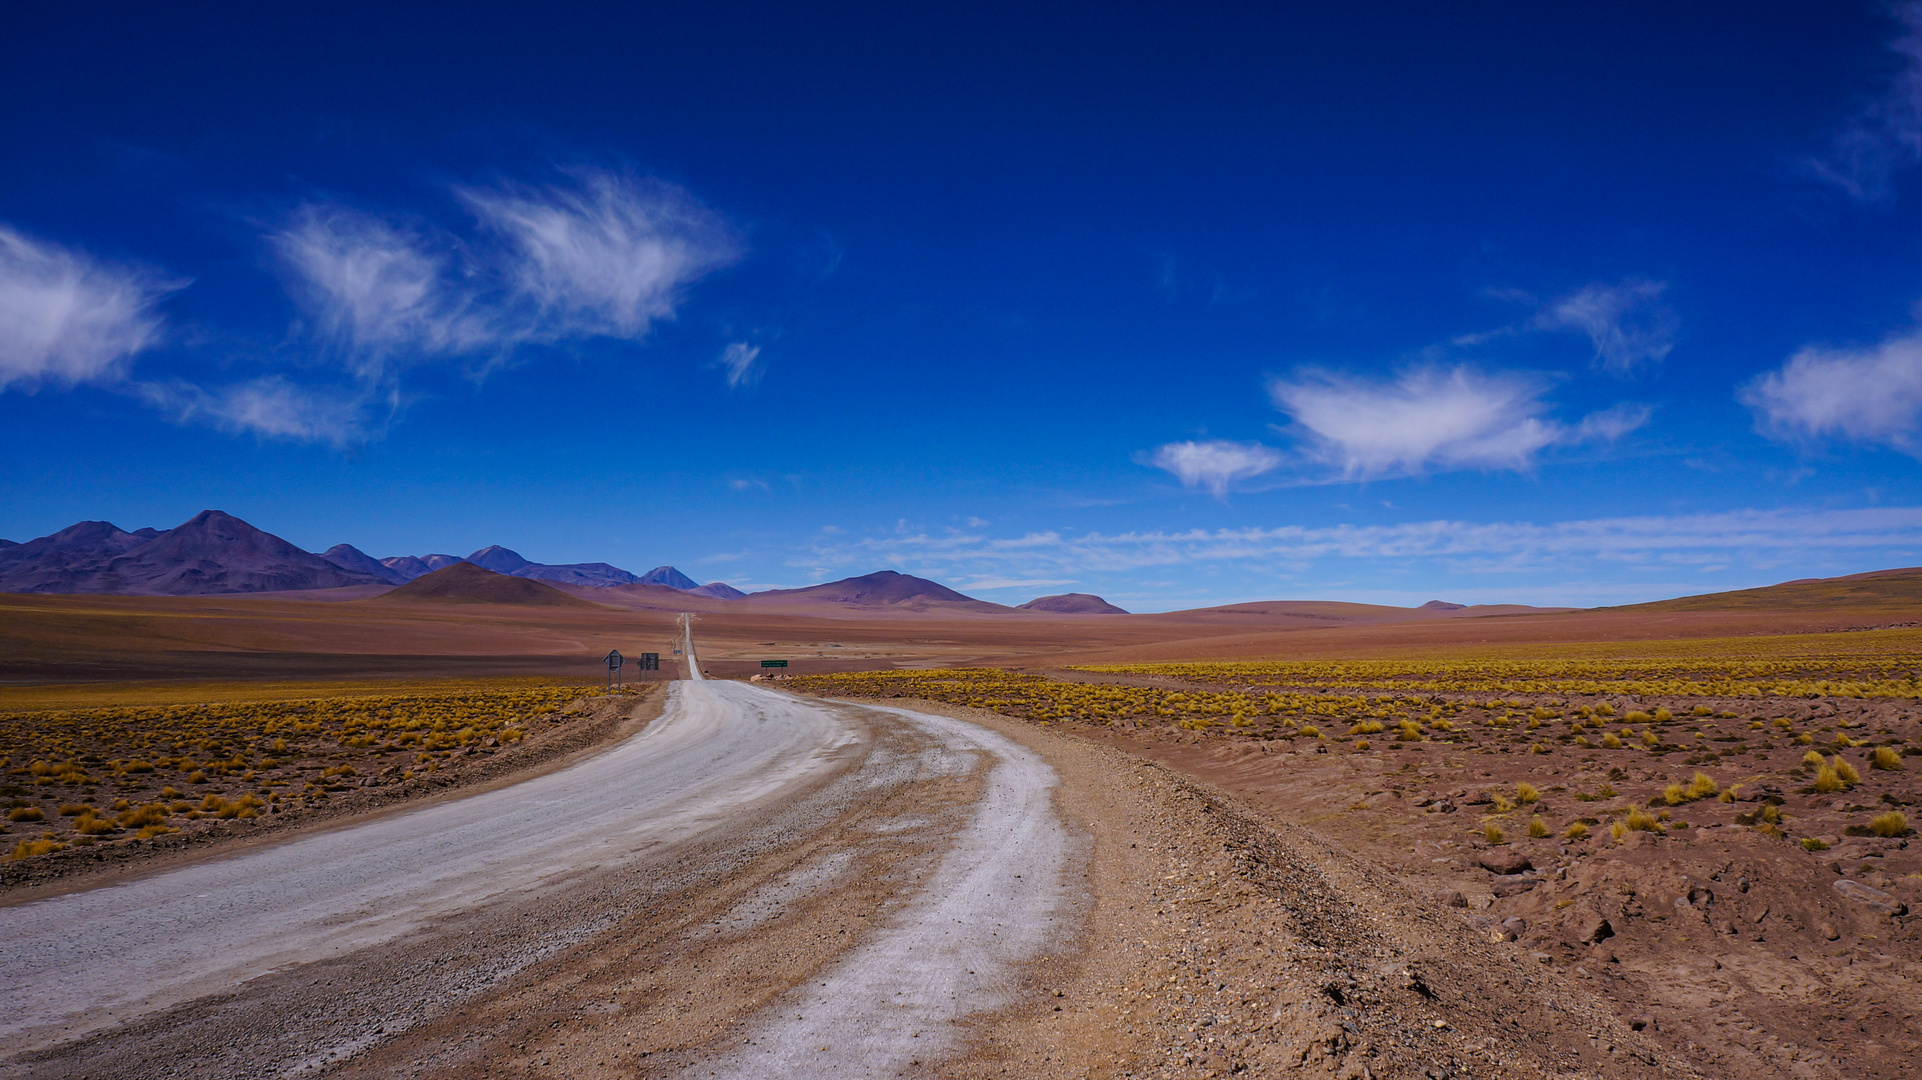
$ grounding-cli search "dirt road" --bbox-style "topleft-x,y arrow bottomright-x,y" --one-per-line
1,679 -> 1694,1079
0,680 -> 1075,1078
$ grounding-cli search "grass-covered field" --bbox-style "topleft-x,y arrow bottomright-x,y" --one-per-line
0,678 -> 605,861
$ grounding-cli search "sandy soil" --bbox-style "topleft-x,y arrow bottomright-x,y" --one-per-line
1052,709 -> 1921,1079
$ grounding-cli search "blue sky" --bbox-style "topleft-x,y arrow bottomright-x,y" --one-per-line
5,2 -> 1922,611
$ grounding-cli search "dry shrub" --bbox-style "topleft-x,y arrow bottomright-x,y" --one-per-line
1835,756 -> 1861,786
1602,733 -> 1624,749
7,806 -> 44,822
7,838 -> 64,860
1873,746 -> 1905,771
1801,837 -> 1830,852
1794,733 -> 1814,745
134,823 -> 175,840
1298,725 -> 1320,740
1595,704 -> 1615,717
1685,771 -> 1719,800
1396,719 -> 1422,741
1691,705 -> 1713,716
73,814 -> 114,835
1348,719 -> 1384,736
1814,764 -> 1848,793
1528,817 -> 1550,838
1870,811 -> 1909,838
1625,711 -> 1653,724
1625,807 -> 1661,832
1492,793 -> 1516,813
1516,782 -> 1540,804
117,803 -> 169,828
1484,823 -> 1505,844
1640,729 -> 1660,747
1610,821 -> 1628,841
56,803 -> 89,817
1564,821 -> 1590,840
1802,749 -> 1826,768
1663,783 -> 1688,806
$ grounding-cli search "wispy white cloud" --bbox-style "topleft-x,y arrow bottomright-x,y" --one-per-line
1265,365 -> 1643,480
803,506 -> 1922,583
1741,324 -> 1922,454
461,171 -> 740,341
0,225 -> 173,393
273,206 -> 488,378
715,342 -> 762,389
136,375 -> 377,445
1812,3 -> 1922,201
1532,279 -> 1677,375
1144,440 -> 1283,496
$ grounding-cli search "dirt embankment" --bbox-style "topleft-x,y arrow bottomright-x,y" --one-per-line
1055,718 -> 1922,1080
0,687 -> 664,901
841,698 -> 1681,1080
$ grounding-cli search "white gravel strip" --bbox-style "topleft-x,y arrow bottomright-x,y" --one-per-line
699,702 -> 1072,1079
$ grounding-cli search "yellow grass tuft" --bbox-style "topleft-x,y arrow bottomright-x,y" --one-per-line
1594,704 -> 1615,717
1686,771 -> 1719,800
73,813 -> 114,835
1874,746 -> 1904,770
1834,754 -> 1861,786
1691,705 -> 1713,716
1814,764 -> 1848,793
1528,817 -> 1550,838
57,803 -> 89,817
1348,719 -> 1385,736
1564,821 -> 1590,840
7,806 -> 44,822
7,837 -> 64,860
1396,719 -> 1422,741
1640,729 -> 1660,747
1484,823 -> 1504,844
1516,782 -> 1540,804
1802,837 -> 1829,851
1625,710 -> 1652,723
117,803 -> 170,828
1663,783 -> 1687,806
1602,733 -> 1624,749
1297,725 -> 1320,739
1610,821 -> 1628,841
1870,811 -> 1909,837
1802,749 -> 1825,767
1625,807 -> 1661,832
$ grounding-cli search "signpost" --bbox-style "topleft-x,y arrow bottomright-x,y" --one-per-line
760,660 -> 788,669
604,649 -> 624,691
639,652 -> 660,671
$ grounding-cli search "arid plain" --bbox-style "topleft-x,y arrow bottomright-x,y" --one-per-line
2,564 -> 1919,1079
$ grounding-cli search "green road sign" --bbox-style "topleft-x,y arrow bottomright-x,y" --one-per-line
761,660 -> 789,668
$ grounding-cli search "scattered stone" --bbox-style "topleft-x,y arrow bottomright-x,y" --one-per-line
1820,922 -> 1840,941
1832,878 -> 1908,916
1439,890 -> 1468,908
1478,849 -> 1531,875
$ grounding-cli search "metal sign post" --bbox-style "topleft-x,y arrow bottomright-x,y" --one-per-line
640,652 -> 659,671
604,649 -> 624,692
760,660 -> 788,669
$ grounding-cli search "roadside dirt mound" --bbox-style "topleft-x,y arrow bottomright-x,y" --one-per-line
372,562 -> 600,607
1019,593 -> 1129,614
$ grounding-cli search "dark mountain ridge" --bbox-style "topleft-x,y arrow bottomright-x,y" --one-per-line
0,512 -> 387,595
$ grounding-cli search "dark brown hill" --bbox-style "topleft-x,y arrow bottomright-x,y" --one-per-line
1609,566 -> 1922,613
750,570 -> 1005,611
370,562 -> 600,607
1019,593 -> 1129,614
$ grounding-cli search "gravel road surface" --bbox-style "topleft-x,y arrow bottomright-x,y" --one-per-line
0,679 -> 1072,1078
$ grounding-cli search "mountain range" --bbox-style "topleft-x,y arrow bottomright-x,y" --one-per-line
0,511 -> 1040,609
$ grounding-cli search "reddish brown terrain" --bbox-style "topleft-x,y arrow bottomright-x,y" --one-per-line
2,564 -> 1918,1078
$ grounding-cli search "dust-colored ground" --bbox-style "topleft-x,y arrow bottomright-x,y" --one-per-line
1037,695 -> 1921,1079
